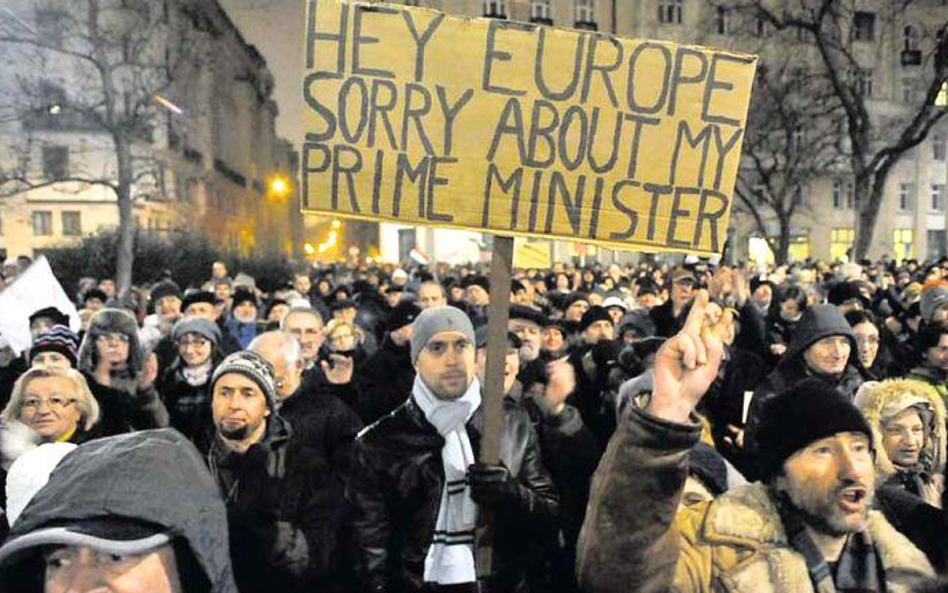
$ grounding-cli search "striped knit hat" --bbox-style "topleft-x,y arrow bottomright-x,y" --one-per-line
29,325 -> 80,367
210,351 -> 277,412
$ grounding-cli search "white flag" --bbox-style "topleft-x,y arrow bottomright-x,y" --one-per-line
0,257 -> 80,355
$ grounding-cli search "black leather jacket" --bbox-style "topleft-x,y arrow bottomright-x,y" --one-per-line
349,394 -> 560,593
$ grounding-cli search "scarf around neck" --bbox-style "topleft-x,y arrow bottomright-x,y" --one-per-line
412,374 -> 482,586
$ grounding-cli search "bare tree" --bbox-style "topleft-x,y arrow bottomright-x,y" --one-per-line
711,0 -> 948,260
0,0 -> 199,293
734,60 -> 842,263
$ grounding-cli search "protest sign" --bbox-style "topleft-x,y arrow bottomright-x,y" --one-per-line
0,257 -> 80,355
302,0 -> 757,256
513,240 -> 551,269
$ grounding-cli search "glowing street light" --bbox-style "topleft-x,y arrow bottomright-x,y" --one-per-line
269,176 -> 290,196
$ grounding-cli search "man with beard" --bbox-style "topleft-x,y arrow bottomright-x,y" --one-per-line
509,304 -> 547,394
203,351 -> 344,592
224,287 -> 261,349
349,306 -> 559,592
577,291 -> 934,592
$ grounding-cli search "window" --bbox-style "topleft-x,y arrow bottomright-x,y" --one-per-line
930,184 -> 946,213
42,146 -> 68,180
903,25 -> 919,51
62,211 -> 81,236
929,230 -> 948,258
0,211 -> 3,235
933,133 -> 947,161
833,178 -> 844,209
530,0 -> 551,23
793,184 -> 809,208
658,0 -> 682,24
35,10 -> 64,48
853,11 -> 875,42
791,126 -> 805,154
483,0 -> 506,17
32,211 -> 52,236
715,7 -> 731,35
856,68 -> 874,97
894,229 -> 915,262
832,178 -> 854,210
402,0 -> 421,5
831,228 -> 855,261
574,0 -> 596,28
901,78 -> 916,103
899,183 -> 915,211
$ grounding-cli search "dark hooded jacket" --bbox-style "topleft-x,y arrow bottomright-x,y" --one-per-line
77,308 -> 169,435
0,429 -> 238,593
745,304 -> 869,472
199,403 -> 345,592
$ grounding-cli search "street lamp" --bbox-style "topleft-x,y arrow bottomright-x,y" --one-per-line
268,175 -> 291,198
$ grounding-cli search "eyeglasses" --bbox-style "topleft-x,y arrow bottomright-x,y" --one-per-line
22,396 -> 77,411
177,337 -> 210,348
95,333 -> 130,344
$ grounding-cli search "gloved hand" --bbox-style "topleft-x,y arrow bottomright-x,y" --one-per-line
467,462 -> 518,507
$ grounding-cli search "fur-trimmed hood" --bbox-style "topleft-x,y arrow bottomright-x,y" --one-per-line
855,379 -> 947,482
77,308 -> 144,375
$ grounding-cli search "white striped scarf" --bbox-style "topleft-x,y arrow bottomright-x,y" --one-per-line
413,374 -> 481,585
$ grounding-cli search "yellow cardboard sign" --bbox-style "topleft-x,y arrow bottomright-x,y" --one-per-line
302,0 -> 756,256
513,240 -> 552,269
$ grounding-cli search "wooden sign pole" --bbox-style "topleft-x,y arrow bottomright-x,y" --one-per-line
476,234 -> 514,583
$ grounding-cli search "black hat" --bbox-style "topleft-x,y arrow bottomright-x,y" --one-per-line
474,326 -> 522,351
82,289 -> 108,305
386,301 -> 422,332
330,298 -> 357,312
231,286 -> 258,309
511,279 -> 527,294
149,280 -> 182,305
181,290 -> 216,311
463,274 -> 490,292
509,304 -> 546,327
580,305 -> 613,331
828,281 -> 869,308
753,378 -> 873,481
28,307 -> 70,328
559,291 -> 590,312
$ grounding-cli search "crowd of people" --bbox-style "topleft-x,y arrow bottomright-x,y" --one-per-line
1,254 -> 948,591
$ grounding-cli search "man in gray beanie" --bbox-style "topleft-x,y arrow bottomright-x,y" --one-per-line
349,306 -> 560,592
200,350 -> 345,593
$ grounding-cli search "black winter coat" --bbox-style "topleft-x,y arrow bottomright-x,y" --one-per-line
357,335 -> 416,424
155,363 -> 215,440
349,395 -> 561,593
202,415 -> 345,593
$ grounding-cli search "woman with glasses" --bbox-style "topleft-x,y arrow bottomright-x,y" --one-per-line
155,318 -> 223,440
0,367 -> 102,521
77,309 -> 169,436
846,309 -> 893,379
2,367 -> 100,445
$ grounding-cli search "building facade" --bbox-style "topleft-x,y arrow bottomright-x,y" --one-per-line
0,0 -> 300,260
376,0 -> 948,263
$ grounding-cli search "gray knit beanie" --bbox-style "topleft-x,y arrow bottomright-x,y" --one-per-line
410,306 -> 475,363
210,351 -> 277,411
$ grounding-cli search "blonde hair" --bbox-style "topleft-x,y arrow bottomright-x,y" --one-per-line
324,319 -> 363,347
3,367 -> 100,432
